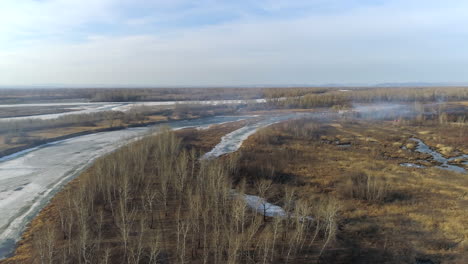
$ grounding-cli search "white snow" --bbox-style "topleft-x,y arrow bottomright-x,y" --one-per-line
243,194 -> 288,218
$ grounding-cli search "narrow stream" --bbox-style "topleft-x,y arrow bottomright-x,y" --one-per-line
202,114 -> 302,159
201,114 -> 311,218
400,138 -> 467,174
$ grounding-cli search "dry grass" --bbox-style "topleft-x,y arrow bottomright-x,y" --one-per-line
340,172 -> 389,203
235,117 -> 468,263
3,120 -> 338,264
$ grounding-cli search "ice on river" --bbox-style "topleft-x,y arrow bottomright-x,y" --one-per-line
0,99 -> 267,121
0,115 -> 249,259
202,114 -> 304,159
0,128 -> 154,258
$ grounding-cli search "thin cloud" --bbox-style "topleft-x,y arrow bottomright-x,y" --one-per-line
1,0 -> 468,86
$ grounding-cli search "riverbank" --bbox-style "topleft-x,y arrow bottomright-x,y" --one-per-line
0,120 -> 250,263
0,121 -> 152,159
0,111 -> 238,159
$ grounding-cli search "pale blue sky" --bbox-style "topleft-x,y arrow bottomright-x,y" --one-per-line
1,0 -> 468,86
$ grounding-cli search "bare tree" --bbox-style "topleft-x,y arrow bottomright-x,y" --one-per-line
33,222 -> 57,264
318,197 -> 340,257
256,179 -> 273,222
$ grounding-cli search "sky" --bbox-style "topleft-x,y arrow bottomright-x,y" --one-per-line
1,0 -> 468,87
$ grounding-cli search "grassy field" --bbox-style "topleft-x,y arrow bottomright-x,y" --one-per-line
234,114 -> 467,263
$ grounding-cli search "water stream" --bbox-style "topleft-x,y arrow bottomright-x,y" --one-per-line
201,114 -> 313,218
400,138 -> 467,174
202,114 -> 303,159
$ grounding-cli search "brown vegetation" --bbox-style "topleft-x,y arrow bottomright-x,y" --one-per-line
341,172 -> 389,203
266,87 -> 468,109
2,87 -> 467,264
3,125 -> 338,264
0,87 -> 265,104
0,106 -> 78,118
3,87 -> 467,107
235,115 -> 467,263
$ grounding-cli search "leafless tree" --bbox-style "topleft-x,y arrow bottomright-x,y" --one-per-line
33,222 -> 56,264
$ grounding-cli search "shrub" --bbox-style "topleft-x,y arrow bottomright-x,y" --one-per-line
343,172 -> 389,202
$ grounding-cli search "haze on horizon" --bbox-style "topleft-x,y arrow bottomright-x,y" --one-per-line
1,0 -> 468,87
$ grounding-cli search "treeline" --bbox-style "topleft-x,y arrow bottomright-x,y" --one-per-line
267,93 -> 351,109
9,130 -> 339,264
2,86 -> 468,105
0,112 -> 133,146
0,112 -> 133,135
262,87 -> 331,98
0,104 -> 236,136
0,89 -> 94,104
346,87 -> 468,102
173,104 -> 238,119
90,88 -> 264,102
266,87 -> 468,108
0,88 -> 265,104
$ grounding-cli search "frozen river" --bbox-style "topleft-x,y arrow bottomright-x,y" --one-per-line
0,112 -> 305,259
0,115 -> 257,259
0,99 -> 267,121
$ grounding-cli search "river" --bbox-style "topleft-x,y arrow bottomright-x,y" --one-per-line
0,99 -> 267,121
0,115 -> 258,259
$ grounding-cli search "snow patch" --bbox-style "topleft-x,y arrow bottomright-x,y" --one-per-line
243,194 -> 288,218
